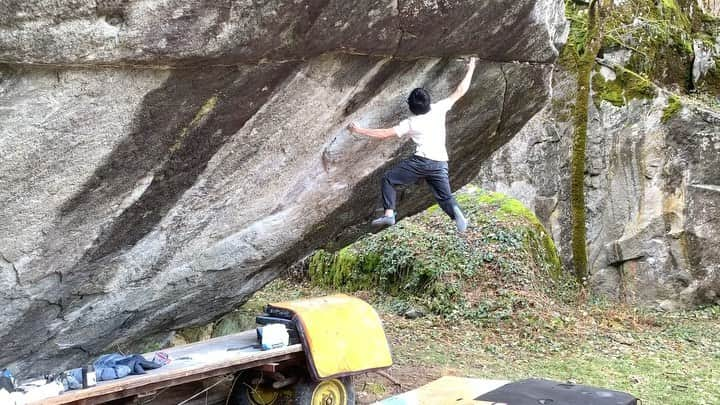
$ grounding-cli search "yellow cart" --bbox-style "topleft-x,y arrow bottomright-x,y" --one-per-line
29,294 -> 391,405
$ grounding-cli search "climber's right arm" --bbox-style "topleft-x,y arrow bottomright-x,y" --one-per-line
347,123 -> 398,139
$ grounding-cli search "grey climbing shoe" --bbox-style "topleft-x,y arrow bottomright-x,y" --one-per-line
453,206 -> 468,232
371,215 -> 396,227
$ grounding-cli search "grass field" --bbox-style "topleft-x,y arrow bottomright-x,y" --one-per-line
241,278 -> 720,405
177,190 -> 720,404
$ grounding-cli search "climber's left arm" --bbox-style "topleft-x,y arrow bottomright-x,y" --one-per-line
446,57 -> 477,105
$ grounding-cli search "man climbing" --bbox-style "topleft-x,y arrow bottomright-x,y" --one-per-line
347,57 -> 477,232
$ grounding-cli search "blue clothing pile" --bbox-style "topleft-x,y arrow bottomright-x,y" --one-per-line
94,354 -> 162,381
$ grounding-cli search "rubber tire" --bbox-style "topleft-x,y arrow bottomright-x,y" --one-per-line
293,377 -> 356,405
227,372 -> 283,405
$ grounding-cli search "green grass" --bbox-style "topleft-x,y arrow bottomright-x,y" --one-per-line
234,278 -> 720,404
174,185 -> 720,404
179,270 -> 720,404
383,300 -> 720,404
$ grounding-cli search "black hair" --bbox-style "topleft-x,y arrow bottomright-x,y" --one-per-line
407,88 -> 431,115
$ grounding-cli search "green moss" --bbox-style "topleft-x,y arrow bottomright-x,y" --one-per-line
458,191 -> 543,226
308,250 -> 331,285
541,231 -> 563,279
569,0 -> 604,284
192,96 -> 218,126
425,204 -> 442,214
308,247 -> 380,290
498,198 -> 534,219
472,190 -> 507,206
565,0 -> 720,95
307,189 -> 569,319
459,191 -> 561,279
598,0 -> 699,90
332,247 -> 360,287
558,1 -> 590,70
701,12 -> 720,24
696,32 -> 717,47
624,73 -> 658,100
489,195 -> 563,280
662,95 -> 683,123
176,324 -> 213,343
592,73 -> 625,106
557,0 -> 718,282
211,306 -> 263,338
660,0 -> 692,28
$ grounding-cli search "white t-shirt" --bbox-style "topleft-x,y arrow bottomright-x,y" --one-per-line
392,98 -> 454,162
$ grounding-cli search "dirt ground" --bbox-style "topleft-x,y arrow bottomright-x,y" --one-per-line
353,364 -> 445,404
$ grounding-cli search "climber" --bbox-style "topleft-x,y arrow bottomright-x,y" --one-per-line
347,57 -> 477,232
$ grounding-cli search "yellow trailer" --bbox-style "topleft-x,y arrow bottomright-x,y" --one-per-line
24,294 -> 391,405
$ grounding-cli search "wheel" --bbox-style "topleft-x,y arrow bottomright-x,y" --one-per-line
227,372 -> 285,405
293,377 -> 356,405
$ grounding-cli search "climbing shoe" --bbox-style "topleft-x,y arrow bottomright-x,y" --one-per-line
371,215 -> 396,227
453,206 -> 467,232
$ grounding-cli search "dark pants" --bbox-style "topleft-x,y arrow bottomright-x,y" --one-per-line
382,155 -> 457,219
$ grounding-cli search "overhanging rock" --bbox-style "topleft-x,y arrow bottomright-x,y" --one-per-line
0,0 -> 566,376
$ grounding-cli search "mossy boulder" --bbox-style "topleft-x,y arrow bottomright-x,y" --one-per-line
561,0 -> 719,107
308,189 -> 572,320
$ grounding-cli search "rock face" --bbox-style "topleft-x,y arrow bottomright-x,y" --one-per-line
478,69 -> 720,309
0,1 -> 566,376
0,0 -> 566,65
699,0 -> 720,17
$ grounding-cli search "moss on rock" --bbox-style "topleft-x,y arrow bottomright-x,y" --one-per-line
559,1 -> 590,70
563,0 -> 716,94
569,0 -> 605,284
662,95 -> 683,122
307,189 -> 572,320
600,0 -> 710,90
558,0 -> 718,283
592,73 -> 625,106
592,67 -> 658,107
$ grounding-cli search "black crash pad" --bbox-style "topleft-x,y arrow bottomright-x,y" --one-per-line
476,379 -> 638,405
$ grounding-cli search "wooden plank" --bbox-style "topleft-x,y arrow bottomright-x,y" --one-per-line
373,377 -> 510,405
32,330 -> 304,405
77,353 -> 300,405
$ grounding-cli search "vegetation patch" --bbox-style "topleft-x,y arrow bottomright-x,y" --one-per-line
662,95 -> 683,122
562,0 -> 719,99
592,68 -> 657,107
307,188 -> 572,322
225,278 -> 720,405
602,0 -> 696,89
559,0 -> 719,281
568,0 -> 604,284
558,1 -> 590,70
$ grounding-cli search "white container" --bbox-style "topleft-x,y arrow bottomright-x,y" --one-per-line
85,366 -> 96,388
258,324 -> 289,350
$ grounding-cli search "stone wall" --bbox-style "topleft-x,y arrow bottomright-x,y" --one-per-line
479,69 -> 720,309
